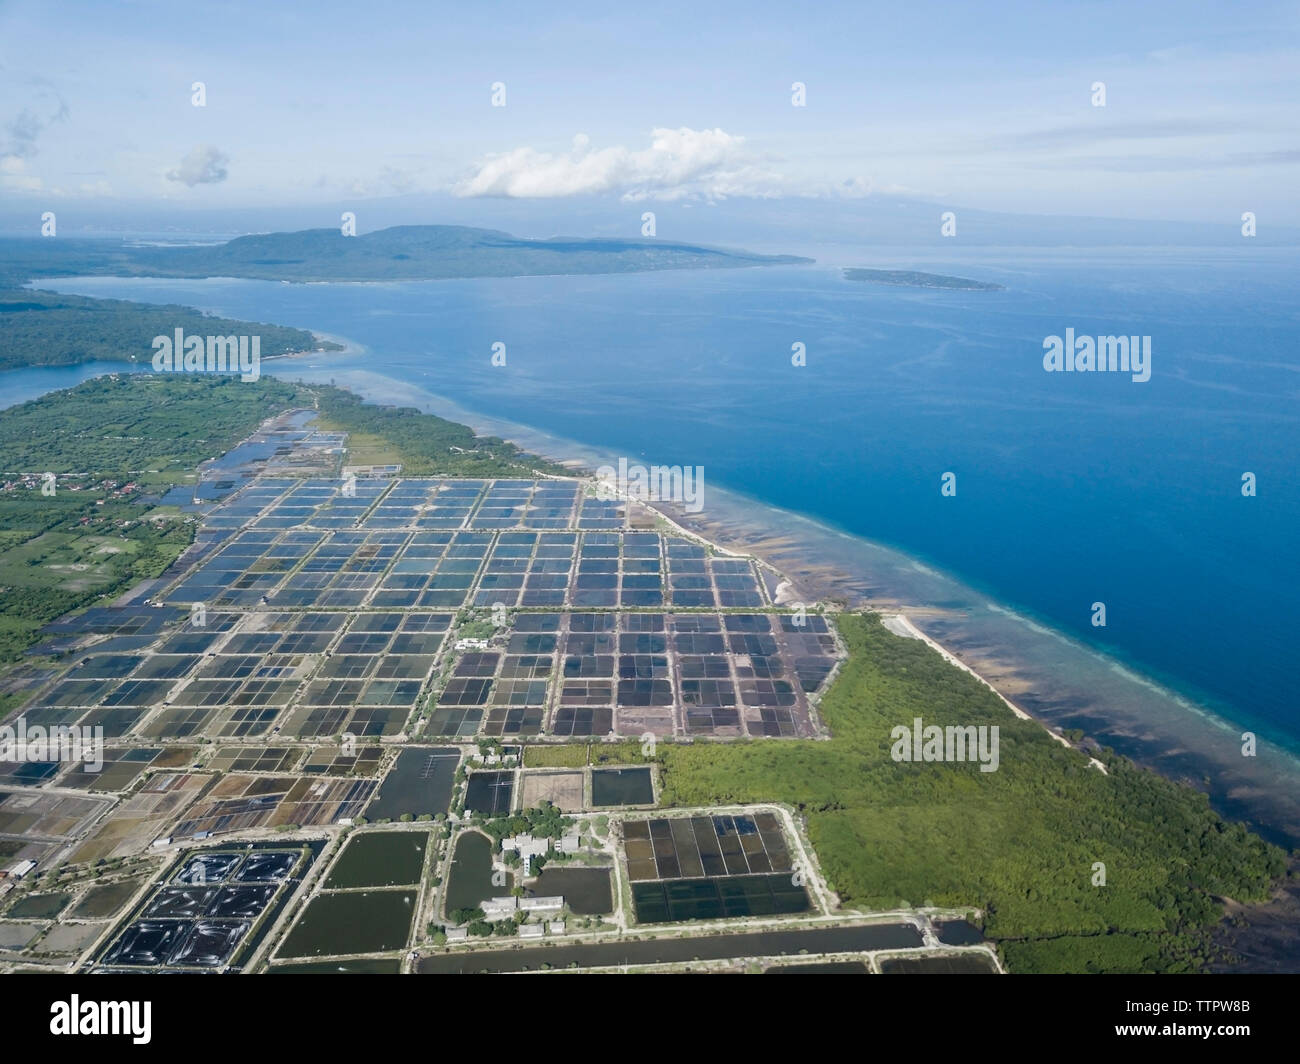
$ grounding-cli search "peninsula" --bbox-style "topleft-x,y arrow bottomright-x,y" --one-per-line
843,267 -> 1005,291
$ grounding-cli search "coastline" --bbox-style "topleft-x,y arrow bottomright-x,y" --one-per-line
2,348 -> 1295,847
0,331 -> 353,414
879,613 -> 1107,772
265,357 -> 1300,848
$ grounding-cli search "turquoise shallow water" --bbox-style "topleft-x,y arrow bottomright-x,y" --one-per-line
19,246 -> 1300,842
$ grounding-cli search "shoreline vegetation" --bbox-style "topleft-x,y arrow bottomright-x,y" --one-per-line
880,613 -> 1107,772
0,374 -> 1288,973
842,267 -> 1005,290
0,288 -> 342,372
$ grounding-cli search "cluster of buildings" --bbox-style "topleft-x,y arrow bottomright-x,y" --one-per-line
468,746 -> 519,767
500,831 -> 582,873
444,895 -> 567,941
482,895 -> 563,919
1,474 -> 139,497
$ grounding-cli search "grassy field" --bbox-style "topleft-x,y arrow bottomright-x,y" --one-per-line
0,497 -> 194,673
0,531 -> 142,593
523,745 -> 590,768
315,426 -> 403,469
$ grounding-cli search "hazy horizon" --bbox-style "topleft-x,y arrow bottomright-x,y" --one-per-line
3,0 -> 1298,231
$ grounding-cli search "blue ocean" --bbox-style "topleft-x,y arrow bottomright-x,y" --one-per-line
27,245 -> 1300,839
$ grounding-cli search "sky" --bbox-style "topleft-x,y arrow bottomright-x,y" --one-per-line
1,0 -> 1298,229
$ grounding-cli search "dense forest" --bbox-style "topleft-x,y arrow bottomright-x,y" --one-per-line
0,288 -> 338,371
0,374 -> 309,477
313,386 -> 569,478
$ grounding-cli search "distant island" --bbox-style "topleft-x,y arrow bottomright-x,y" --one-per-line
843,267 -> 1004,291
0,225 -> 813,287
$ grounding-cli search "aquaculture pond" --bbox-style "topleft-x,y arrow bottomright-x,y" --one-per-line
324,831 -> 428,889
444,831 -> 495,914
277,890 -> 417,958
531,866 -> 613,915
590,766 -> 654,807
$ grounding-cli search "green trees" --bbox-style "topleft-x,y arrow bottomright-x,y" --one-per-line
0,374 -> 308,476
0,288 -> 333,371
483,802 -> 573,844
313,388 -> 567,478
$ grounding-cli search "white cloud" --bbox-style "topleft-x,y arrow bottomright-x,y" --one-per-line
166,145 -> 230,186
454,127 -> 896,203
455,127 -> 783,201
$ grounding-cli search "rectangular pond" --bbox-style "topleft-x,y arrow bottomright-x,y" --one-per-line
632,873 -> 810,923
531,866 -> 613,915
324,831 -> 428,889
590,766 -> 654,807
277,890 -> 417,958
463,770 -> 514,815
364,747 -> 458,820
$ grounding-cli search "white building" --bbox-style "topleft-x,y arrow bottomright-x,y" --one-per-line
501,834 -> 550,863
481,896 -> 519,920
519,895 -> 563,915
